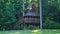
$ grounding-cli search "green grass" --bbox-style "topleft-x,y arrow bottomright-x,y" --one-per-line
0,29 -> 60,34
42,29 -> 60,34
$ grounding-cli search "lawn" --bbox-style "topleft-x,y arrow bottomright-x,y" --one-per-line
0,29 -> 60,34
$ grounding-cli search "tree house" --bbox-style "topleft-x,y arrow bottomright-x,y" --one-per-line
21,3 -> 40,29
10,0 -> 41,30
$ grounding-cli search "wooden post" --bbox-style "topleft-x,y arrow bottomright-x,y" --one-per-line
39,0 -> 42,29
22,0 -> 25,16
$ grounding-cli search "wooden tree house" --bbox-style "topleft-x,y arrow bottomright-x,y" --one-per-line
10,0 -> 42,30
21,3 -> 40,30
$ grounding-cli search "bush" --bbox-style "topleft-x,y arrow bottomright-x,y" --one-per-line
43,18 -> 60,29
28,25 -> 34,30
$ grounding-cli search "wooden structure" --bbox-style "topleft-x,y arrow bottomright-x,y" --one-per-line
10,0 -> 42,30
23,16 -> 40,29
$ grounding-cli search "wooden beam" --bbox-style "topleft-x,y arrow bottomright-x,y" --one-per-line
22,0 -> 25,16
39,0 -> 42,29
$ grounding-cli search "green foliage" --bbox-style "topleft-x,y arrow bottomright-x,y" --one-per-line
15,25 -> 20,30
0,0 -> 23,28
43,18 -> 60,29
57,3 -> 60,11
28,25 -> 34,30
42,0 -> 60,29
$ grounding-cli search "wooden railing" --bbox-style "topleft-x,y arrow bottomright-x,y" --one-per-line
23,16 -> 40,23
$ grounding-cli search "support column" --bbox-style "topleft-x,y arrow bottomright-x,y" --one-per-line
22,0 -> 25,16
39,0 -> 42,29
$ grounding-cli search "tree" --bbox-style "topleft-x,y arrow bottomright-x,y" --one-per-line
0,0 -> 23,30
42,0 -> 60,29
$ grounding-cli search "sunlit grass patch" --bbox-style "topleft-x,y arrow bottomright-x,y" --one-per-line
52,30 -> 57,31
10,33 -> 14,34
31,30 -> 42,34
14,32 -> 20,34
32,30 -> 40,32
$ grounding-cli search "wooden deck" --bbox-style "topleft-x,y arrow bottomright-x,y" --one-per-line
23,16 -> 40,24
